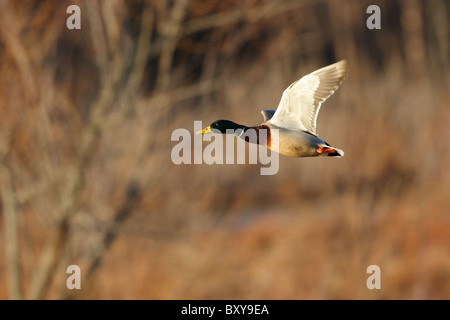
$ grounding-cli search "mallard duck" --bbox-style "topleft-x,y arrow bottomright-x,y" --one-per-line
197,60 -> 348,157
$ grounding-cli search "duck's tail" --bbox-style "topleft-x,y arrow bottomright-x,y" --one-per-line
316,145 -> 344,157
327,147 -> 344,157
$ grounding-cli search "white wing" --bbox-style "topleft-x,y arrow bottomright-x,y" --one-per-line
269,60 -> 348,135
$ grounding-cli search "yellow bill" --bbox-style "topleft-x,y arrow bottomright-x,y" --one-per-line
196,126 -> 211,134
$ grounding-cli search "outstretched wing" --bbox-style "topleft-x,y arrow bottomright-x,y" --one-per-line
269,60 -> 348,135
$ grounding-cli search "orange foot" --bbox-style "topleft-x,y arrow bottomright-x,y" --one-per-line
316,146 -> 336,154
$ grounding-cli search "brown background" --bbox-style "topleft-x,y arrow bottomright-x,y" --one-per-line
0,0 -> 448,299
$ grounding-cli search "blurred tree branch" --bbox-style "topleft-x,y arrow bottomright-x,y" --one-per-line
182,0 -> 321,35
156,0 -> 189,91
63,182 -> 141,299
0,1 -> 37,102
27,0 -> 136,300
0,133 -> 22,300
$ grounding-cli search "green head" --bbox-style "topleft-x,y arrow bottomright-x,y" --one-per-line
197,120 -> 246,134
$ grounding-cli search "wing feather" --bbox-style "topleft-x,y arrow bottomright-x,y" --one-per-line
269,60 -> 348,135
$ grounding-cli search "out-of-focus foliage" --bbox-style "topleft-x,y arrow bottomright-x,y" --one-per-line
0,0 -> 448,299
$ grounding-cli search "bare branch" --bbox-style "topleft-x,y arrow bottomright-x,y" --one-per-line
182,0 -> 322,36
63,182 -> 141,299
156,0 -> 189,91
0,0 -> 37,101
0,144 -> 22,300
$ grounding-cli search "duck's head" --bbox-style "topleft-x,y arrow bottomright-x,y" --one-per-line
196,120 -> 245,134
